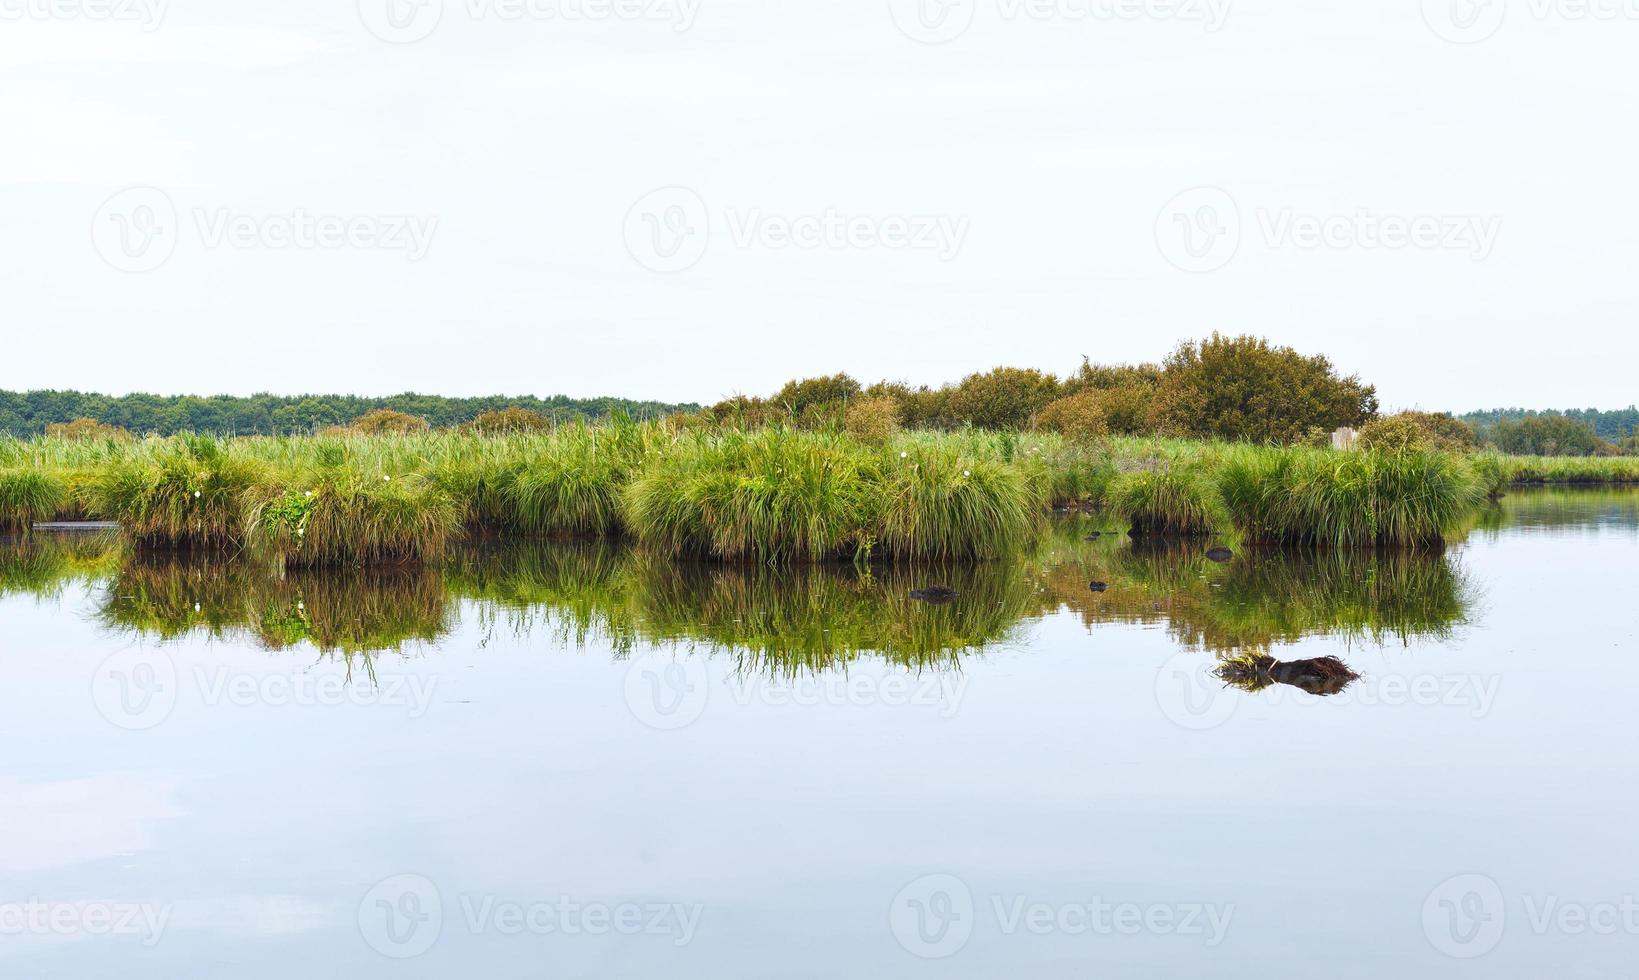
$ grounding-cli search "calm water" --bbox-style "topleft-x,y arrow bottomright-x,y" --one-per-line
2,489 -> 1637,977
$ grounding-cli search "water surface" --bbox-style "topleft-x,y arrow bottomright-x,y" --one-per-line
2,489 -> 1636,977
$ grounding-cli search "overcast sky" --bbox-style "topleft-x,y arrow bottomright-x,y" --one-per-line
3,0 -> 1635,411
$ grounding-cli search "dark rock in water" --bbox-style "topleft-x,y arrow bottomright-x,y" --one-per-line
1217,654 -> 1360,696
1088,581 -> 1109,593
1206,547 -> 1234,563
909,586 -> 959,603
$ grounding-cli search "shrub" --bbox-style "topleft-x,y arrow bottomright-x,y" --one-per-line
1491,414 -> 1600,456
844,395 -> 902,443
945,368 -> 1063,430
1032,392 -> 1109,444
45,418 -> 135,442
464,407 -> 551,434
350,409 -> 430,435
1151,333 -> 1378,443
1356,415 -> 1432,453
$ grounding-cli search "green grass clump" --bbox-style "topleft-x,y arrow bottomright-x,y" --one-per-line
84,436 -> 265,551
0,469 -> 68,530
871,441 -> 1043,560
625,429 -> 871,562
1217,445 -> 1485,548
249,466 -> 462,566
1106,462 -> 1230,537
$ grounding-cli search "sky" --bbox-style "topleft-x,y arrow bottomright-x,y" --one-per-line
2,0 -> 1635,412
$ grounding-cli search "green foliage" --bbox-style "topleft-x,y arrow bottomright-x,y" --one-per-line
348,408 -> 430,435
1032,392 -> 1109,444
0,390 -> 696,436
1489,413 -> 1601,456
0,468 -> 68,529
1150,333 -> 1378,443
1216,445 -> 1485,549
944,367 -> 1063,430
844,395 -> 903,443
463,407 -> 552,434
1106,462 -> 1231,537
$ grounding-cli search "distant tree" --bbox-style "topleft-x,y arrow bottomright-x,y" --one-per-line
1150,334 -> 1378,444
1491,414 -> 1600,456
1358,411 -> 1475,453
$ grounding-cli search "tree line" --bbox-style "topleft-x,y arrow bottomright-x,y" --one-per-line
0,391 -> 698,437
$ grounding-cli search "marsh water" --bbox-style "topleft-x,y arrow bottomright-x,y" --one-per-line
3,489 -> 1637,978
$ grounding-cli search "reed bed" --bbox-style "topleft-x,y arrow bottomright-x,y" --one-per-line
1,428 -> 1633,563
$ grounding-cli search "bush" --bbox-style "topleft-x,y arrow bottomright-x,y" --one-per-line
464,407 -> 552,434
45,418 -> 134,441
350,409 -> 430,435
1151,333 -> 1378,444
1356,416 -> 1432,453
1491,414 -> 1600,456
844,395 -> 902,443
945,368 -> 1063,430
1032,392 -> 1109,443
